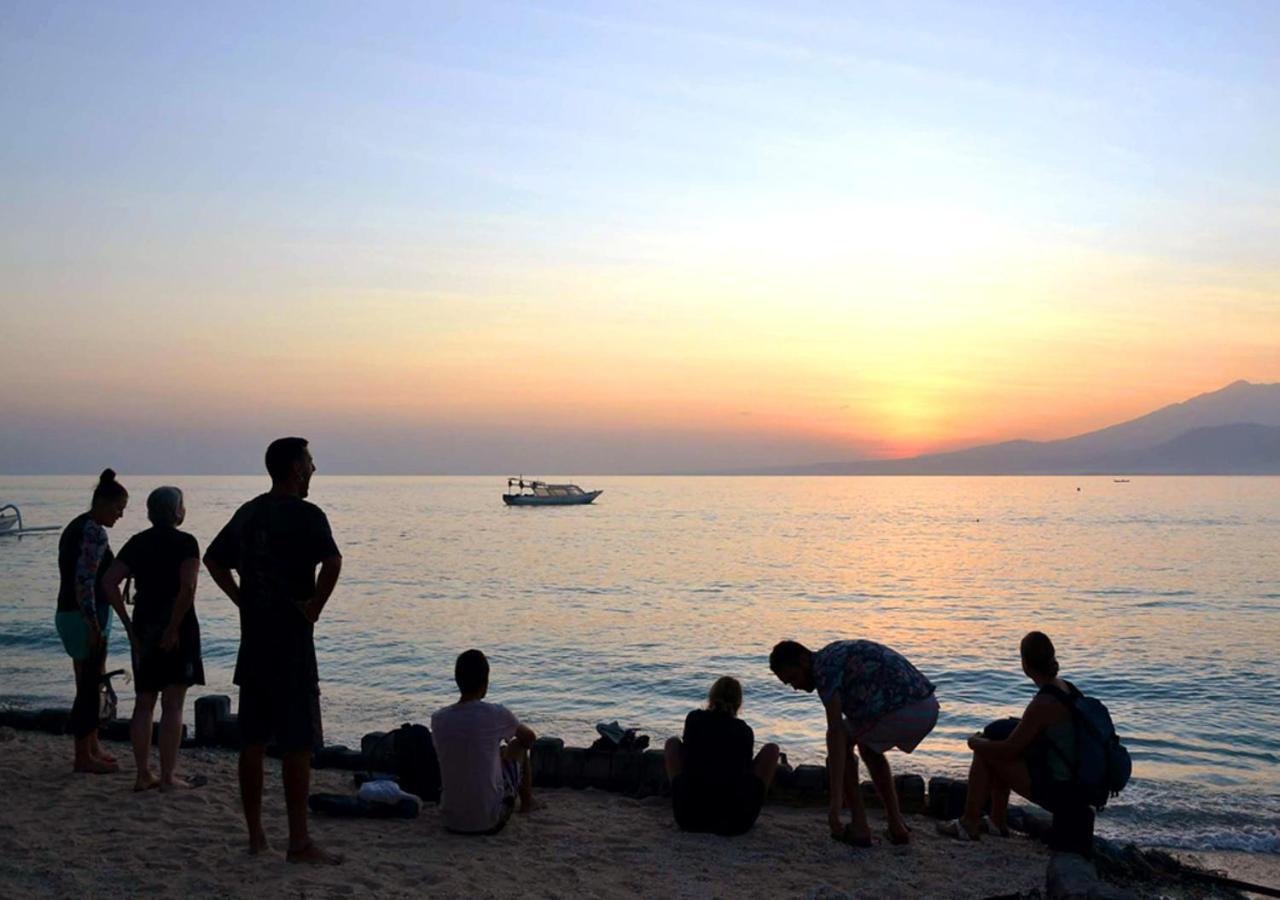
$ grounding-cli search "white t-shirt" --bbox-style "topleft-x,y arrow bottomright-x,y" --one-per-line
430,700 -> 520,832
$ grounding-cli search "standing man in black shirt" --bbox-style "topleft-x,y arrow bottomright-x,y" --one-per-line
204,437 -> 343,865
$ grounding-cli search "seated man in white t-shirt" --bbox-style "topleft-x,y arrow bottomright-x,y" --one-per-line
430,649 -> 536,834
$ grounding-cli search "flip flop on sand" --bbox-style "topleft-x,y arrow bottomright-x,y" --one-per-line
936,819 -> 981,841
981,815 -> 1010,838
832,824 -> 873,848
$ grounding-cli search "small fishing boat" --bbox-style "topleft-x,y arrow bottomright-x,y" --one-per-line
502,477 -> 602,506
1113,479 -> 1131,483
0,504 -> 62,537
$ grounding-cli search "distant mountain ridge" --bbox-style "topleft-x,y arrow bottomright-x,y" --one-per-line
742,381 -> 1280,475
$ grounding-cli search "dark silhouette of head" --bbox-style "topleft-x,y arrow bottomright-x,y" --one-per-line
146,486 -> 185,528
91,468 -> 128,527
769,640 -> 815,692
455,649 -> 490,698
1020,631 -> 1059,683
265,437 -> 315,498
707,676 -> 743,716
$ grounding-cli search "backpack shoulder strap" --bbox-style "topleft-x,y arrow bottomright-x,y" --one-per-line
1037,682 -> 1074,707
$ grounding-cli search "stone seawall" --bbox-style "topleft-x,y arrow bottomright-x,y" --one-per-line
0,694 -> 971,818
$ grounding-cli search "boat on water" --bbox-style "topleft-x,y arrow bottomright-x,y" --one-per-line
0,504 -> 62,537
1113,478 -> 1131,483
502,477 -> 602,506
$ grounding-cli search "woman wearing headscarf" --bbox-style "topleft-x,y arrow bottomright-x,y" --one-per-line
102,485 -> 204,790
56,469 -> 128,774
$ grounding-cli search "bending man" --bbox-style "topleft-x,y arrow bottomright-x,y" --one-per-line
770,638 -> 938,846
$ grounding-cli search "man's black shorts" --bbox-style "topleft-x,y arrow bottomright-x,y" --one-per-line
238,685 -> 323,753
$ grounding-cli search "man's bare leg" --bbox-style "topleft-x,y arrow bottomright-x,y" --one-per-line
859,745 -> 909,842
283,750 -> 342,864
239,744 -> 269,854
131,691 -> 159,790
840,748 -> 871,841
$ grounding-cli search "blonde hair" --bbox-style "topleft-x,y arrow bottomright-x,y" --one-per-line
707,676 -> 743,716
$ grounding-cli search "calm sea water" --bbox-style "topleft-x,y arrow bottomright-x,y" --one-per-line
1,475 -> 1277,853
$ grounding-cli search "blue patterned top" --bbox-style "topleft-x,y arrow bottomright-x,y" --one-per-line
813,640 -> 935,735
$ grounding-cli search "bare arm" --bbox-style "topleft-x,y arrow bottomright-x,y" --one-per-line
823,692 -> 846,834
203,556 -> 241,607
514,723 -> 536,749
100,559 -> 134,644
302,554 -> 342,623
161,558 -> 199,650
970,697 -> 1055,761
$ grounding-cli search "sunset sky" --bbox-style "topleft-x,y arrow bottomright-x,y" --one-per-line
2,1 -> 1278,473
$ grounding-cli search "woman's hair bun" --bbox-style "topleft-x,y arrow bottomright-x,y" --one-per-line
99,468 -> 117,483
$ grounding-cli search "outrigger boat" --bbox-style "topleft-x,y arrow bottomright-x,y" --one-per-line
503,477 -> 602,506
0,504 -> 62,537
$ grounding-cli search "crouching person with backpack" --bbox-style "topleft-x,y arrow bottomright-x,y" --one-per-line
431,650 -> 536,835
938,631 -> 1130,852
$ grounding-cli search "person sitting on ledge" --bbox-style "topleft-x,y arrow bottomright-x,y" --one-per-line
665,676 -> 781,837
770,638 -> 939,847
431,649 -> 536,835
937,631 -> 1080,842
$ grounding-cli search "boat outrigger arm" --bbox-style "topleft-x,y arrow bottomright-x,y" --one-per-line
0,503 -> 62,537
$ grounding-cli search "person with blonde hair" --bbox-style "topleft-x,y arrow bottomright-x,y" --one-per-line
664,676 -> 781,836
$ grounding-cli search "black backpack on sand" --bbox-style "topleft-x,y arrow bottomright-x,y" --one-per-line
368,723 -> 442,803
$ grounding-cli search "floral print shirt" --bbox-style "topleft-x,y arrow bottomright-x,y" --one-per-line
813,639 -> 935,735
75,518 -> 110,621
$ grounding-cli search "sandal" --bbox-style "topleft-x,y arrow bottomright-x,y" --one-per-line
936,819 -> 981,841
981,815 -> 1010,838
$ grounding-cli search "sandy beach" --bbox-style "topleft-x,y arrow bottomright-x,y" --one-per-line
0,728 -> 1060,899
7,728 -> 1277,899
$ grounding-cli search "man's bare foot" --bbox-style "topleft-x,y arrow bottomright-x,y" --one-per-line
286,841 -> 344,865
134,772 -> 161,791
518,796 -> 539,814
74,757 -> 119,775
248,830 -> 270,855
90,742 -> 116,764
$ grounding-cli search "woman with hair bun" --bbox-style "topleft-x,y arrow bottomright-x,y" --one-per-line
55,469 -> 128,774
102,485 -> 204,790
938,631 -> 1078,840
664,676 -> 782,836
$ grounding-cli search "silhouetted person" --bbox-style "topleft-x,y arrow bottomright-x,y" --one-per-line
56,469 -> 129,774
102,486 -> 203,791
770,639 -> 938,846
938,631 -> 1089,848
204,438 -> 343,864
664,676 -> 781,836
431,650 -> 536,835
